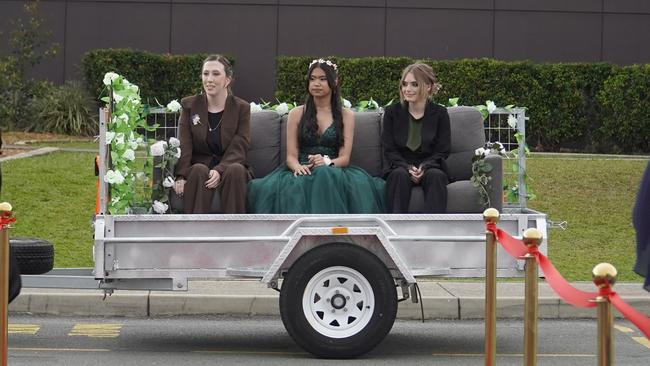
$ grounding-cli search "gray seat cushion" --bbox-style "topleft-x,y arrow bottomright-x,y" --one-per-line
248,111 -> 282,178
350,112 -> 383,177
407,182 -> 482,213
446,106 -> 485,182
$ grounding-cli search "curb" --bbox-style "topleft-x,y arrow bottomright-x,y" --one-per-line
0,147 -> 59,162
9,287 -> 650,320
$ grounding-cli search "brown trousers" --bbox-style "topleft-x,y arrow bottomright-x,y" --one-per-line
183,163 -> 249,214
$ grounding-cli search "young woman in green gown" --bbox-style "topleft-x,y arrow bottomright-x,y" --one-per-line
247,59 -> 385,213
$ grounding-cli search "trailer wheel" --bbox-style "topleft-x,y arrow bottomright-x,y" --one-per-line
279,244 -> 397,358
9,237 -> 54,275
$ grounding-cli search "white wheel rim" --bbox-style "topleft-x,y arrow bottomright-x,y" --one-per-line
302,266 -> 375,339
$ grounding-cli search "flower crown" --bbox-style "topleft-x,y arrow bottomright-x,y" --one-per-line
309,58 -> 338,71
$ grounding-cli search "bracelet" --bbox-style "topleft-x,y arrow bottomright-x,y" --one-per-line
323,155 -> 333,167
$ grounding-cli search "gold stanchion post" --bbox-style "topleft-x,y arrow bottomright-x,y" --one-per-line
0,202 -> 13,366
522,228 -> 542,366
483,208 -> 499,366
592,263 -> 617,366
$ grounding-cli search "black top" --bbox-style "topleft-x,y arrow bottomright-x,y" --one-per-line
207,111 -> 223,168
381,101 -> 451,176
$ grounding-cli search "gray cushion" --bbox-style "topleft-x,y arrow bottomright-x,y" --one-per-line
407,180 -> 486,213
446,180 -> 483,213
280,114 -> 288,167
446,107 -> 485,183
350,112 -> 383,177
248,111 -> 282,178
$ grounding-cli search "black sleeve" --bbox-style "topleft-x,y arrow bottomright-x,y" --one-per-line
420,108 -> 451,170
381,105 -> 409,170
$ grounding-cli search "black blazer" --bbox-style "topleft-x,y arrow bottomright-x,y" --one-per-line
176,94 -> 251,178
381,101 -> 451,176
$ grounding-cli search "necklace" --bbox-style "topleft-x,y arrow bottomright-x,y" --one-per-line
208,112 -> 224,132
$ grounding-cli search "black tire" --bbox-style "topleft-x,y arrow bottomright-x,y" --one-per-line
279,243 -> 397,359
9,237 -> 54,275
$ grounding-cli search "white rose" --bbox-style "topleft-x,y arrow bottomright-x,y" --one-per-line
486,100 -> 497,113
128,95 -> 141,105
103,72 -> 119,86
152,200 -> 169,214
128,139 -> 139,150
104,170 -> 125,185
250,102 -> 263,113
342,98 -> 352,108
128,84 -> 139,93
122,149 -> 135,161
106,131 -> 116,144
162,176 -> 175,188
174,147 -> 181,158
115,133 -> 125,146
507,114 -> 517,129
167,99 -> 182,113
275,102 -> 289,116
169,137 -> 180,148
475,147 -> 488,156
150,141 -> 167,156
113,93 -> 124,103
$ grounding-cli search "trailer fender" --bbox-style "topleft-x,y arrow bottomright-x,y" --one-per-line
261,226 -> 416,287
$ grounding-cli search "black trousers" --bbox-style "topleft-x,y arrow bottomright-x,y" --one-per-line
385,166 -> 448,213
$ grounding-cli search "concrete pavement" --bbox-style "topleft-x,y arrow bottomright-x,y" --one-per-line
8,280 -> 650,320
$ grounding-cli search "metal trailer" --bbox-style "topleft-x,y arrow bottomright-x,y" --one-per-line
28,107 -> 549,358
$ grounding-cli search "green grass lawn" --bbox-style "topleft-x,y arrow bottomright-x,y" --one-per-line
1,151 -> 647,282
2,151 -> 97,267
527,158 -> 646,282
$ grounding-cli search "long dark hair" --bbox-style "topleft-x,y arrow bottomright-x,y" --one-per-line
299,60 -> 344,149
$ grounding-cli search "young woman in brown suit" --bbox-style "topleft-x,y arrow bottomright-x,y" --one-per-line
173,54 -> 251,213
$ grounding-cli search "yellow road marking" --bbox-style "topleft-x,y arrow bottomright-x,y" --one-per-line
430,353 -> 595,358
632,337 -> 650,349
9,347 -> 110,352
8,324 -> 40,335
68,323 -> 122,338
614,325 -> 635,333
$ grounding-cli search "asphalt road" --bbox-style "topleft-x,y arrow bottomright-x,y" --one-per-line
6,314 -> 650,365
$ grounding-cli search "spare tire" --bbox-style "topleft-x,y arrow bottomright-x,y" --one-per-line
9,237 -> 54,275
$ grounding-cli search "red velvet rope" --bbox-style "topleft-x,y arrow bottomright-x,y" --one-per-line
0,211 -> 15,229
609,292 -> 650,339
486,223 -> 650,339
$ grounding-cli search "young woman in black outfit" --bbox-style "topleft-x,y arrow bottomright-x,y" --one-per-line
381,63 -> 451,213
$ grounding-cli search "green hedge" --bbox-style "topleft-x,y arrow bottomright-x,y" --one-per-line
276,57 -> 632,153
598,65 -> 650,154
81,50 -> 648,153
82,49 -> 225,105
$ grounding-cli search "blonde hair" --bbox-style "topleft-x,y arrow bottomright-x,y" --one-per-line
399,63 -> 441,103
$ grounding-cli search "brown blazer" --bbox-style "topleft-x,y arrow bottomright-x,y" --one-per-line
175,93 -> 251,178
